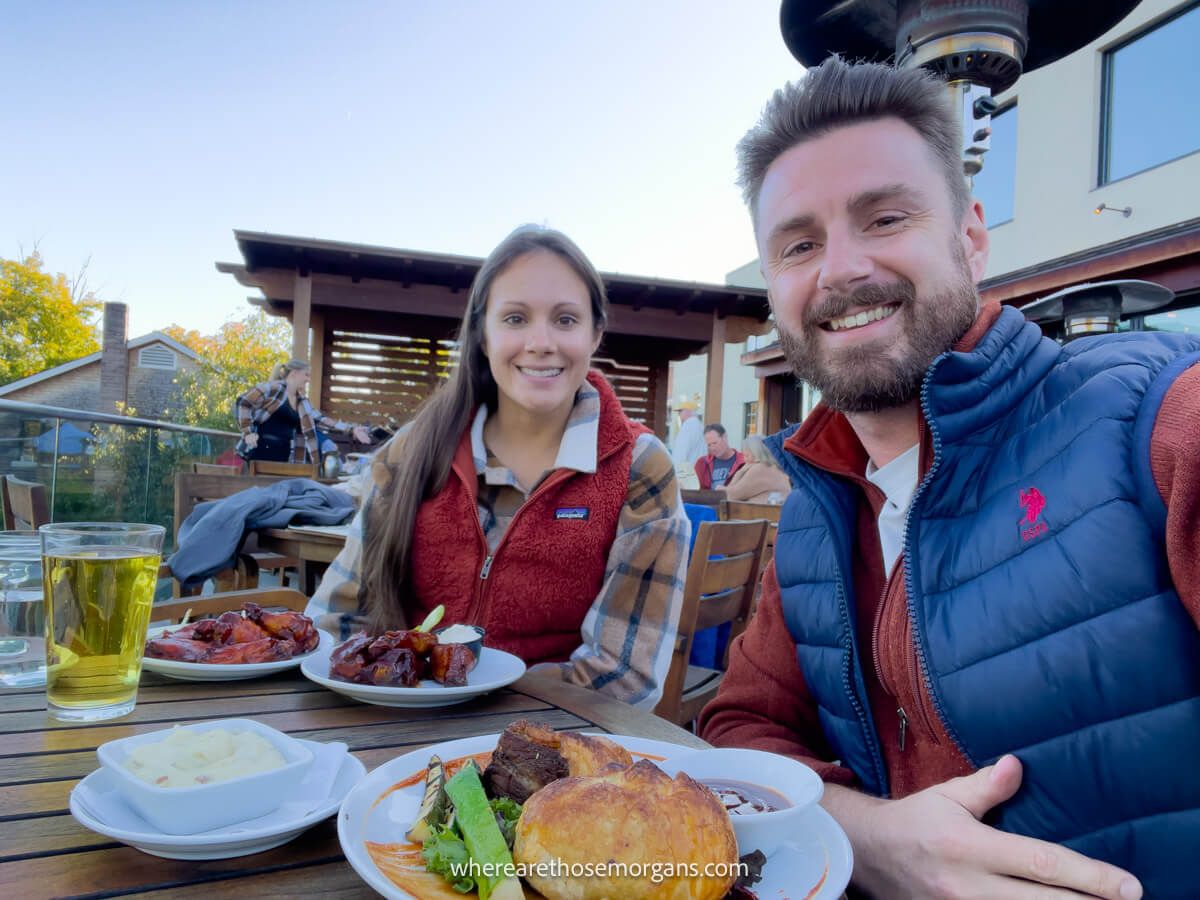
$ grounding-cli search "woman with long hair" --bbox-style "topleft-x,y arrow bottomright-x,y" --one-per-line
235,359 -> 371,463
308,225 -> 689,708
722,434 -> 791,503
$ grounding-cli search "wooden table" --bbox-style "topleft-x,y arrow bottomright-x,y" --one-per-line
255,526 -> 348,595
0,669 -> 706,897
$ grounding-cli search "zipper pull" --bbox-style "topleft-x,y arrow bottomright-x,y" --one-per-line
897,706 -> 908,752
479,555 -> 494,580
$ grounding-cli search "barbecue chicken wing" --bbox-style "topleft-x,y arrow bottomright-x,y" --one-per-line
244,603 -> 319,651
144,603 -> 318,665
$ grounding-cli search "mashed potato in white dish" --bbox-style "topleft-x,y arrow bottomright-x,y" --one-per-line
122,727 -> 287,787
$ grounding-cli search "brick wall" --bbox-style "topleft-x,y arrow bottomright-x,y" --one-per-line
127,348 -> 199,420
3,362 -> 101,411
98,303 -> 129,413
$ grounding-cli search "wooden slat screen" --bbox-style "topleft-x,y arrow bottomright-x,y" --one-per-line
591,356 -> 661,435
320,330 -> 667,438
322,329 -> 458,426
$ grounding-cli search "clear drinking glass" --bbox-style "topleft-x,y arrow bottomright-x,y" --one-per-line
40,523 -> 165,721
0,531 -> 45,688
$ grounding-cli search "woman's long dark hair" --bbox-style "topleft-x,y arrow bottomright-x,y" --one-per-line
362,225 -> 609,631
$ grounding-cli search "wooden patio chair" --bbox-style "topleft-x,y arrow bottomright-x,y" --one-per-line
654,518 -> 770,729
150,586 -> 308,625
719,499 -> 783,524
718,499 -> 780,616
2,475 -> 50,531
248,460 -> 319,478
191,462 -> 242,475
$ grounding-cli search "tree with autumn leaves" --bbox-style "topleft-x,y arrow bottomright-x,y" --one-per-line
164,312 -> 292,430
0,253 -> 101,386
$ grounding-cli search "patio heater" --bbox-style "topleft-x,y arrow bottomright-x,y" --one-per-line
778,1 -> 1142,177
1019,280 -> 1174,342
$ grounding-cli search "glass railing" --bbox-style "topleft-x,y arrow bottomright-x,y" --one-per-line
0,399 -> 240,553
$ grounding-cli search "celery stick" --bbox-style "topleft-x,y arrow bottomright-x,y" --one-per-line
442,764 -> 523,900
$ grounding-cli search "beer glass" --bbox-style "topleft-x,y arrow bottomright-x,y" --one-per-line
40,523 -> 165,721
0,531 -> 45,688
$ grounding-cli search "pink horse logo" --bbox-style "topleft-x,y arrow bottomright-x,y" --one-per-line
1019,487 -> 1046,525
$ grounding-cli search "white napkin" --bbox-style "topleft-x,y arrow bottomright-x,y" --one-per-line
74,740 -> 349,836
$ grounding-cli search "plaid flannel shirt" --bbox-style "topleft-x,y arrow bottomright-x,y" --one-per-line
307,381 -> 690,709
235,380 -> 353,462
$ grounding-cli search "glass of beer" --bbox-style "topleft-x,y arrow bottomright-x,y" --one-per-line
40,523 -> 165,721
0,531 -> 46,688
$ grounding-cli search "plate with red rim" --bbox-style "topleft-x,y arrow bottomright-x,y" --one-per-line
299,638 -> 526,707
336,731 -> 853,899
141,626 -> 333,682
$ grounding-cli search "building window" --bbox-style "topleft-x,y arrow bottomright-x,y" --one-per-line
1142,303 -> 1200,334
136,345 -> 177,370
743,401 -> 758,437
1100,3 -> 1200,184
972,102 -> 1017,226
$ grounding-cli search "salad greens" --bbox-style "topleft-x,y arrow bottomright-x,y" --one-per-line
420,781 -> 523,897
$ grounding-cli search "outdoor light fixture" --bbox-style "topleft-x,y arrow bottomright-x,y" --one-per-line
1021,279 -> 1173,341
1094,202 -> 1133,217
778,1 -> 1142,179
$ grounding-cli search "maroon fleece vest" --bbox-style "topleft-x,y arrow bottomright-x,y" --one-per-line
407,372 -> 646,665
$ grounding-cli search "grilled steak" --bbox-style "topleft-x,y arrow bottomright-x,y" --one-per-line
484,726 -> 570,803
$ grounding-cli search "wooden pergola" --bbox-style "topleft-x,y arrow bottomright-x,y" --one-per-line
218,231 -> 772,439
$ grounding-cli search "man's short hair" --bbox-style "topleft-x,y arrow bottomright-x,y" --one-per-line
737,56 -> 969,224
704,424 -> 727,437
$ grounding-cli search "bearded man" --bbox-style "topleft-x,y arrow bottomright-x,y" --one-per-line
699,57 -> 1200,900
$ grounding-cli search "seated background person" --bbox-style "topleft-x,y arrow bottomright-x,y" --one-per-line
721,434 -> 790,503
308,225 -> 689,709
694,423 -> 745,489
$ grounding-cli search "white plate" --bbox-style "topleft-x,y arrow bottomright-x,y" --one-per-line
69,742 -> 366,859
300,641 -> 526,708
141,627 -> 333,681
337,732 -> 853,899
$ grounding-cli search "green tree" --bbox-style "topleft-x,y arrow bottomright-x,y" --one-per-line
0,253 -> 101,385
164,311 -> 292,430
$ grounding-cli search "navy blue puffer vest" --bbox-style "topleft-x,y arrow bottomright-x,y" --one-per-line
766,306 -> 1200,897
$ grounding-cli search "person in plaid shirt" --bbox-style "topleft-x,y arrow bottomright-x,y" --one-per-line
307,226 -> 689,708
236,359 -> 371,463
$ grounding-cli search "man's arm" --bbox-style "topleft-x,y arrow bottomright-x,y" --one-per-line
698,562 -> 857,785
822,759 -> 1142,899
1150,362 -> 1200,624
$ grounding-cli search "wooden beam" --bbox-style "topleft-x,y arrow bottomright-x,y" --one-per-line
704,312 -> 727,426
292,272 -> 312,361
310,309 -> 326,408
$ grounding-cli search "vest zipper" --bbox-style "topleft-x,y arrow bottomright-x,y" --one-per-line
462,468 -> 573,626
901,359 -> 973,764
873,561 -> 940,748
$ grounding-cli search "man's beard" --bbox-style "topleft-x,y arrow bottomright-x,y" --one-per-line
778,255 -> 979,414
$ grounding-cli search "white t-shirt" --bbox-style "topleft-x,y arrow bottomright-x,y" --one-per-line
672,416 -> 706,471
864,443 -> 920,575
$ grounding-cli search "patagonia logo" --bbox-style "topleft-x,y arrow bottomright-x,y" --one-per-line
1018,487 -> 1048,543
555,507 -> 590,521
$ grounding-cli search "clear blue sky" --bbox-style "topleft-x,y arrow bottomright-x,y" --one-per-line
3,0 -> 802,337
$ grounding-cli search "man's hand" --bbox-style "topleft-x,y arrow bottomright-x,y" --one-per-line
243,432 -> 259,450
825,756 -> 1142,899
351,425 -> 370,444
